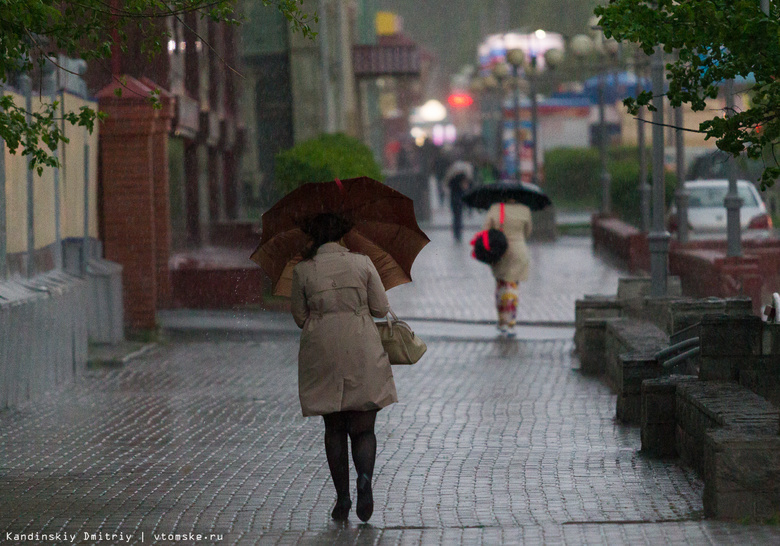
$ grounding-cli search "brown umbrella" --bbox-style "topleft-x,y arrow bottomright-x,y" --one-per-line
250,176 -> 430,297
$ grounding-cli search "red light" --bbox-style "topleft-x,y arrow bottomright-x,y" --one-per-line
447,93 -> 474,108
748,213 -> 773,230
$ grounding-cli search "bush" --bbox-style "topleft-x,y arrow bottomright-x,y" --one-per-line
609,159 -> 676,226
544,146 -> 676,227
274,133 -> 383,195
543,147 -> 600,209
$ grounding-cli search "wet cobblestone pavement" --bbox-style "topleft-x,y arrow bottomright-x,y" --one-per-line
2,210 -> 780,544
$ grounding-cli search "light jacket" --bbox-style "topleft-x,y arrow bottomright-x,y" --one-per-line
482,203 -> 532,282
291,242 -> 398,417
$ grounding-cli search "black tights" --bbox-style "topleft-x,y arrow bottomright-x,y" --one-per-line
322,409 -> 378,500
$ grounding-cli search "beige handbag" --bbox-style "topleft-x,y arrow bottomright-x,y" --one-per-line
376,310 -> 427,365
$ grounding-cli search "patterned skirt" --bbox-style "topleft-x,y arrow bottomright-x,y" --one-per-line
495,279 -> 519,327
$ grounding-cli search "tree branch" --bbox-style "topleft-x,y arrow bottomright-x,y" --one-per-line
635,116 -> 705,133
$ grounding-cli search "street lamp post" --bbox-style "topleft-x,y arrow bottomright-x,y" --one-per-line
724,78 -> 742,257
528,55 -> 540,185
674,104 -> 689,243
648,45 -> 670,297
507,48 -> 526,183
635,51 -> 651,233
490,62 -> 511,175
597,71 -> 611,214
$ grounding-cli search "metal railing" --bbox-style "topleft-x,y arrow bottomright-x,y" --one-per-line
655,336 -> 700,369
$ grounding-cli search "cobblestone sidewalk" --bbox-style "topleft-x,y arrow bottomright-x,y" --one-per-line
3,209 -> 780,544
389,223 -> 623,324
2,336 -> 780,544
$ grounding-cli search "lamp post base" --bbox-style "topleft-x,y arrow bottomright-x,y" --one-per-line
647,230 -> 671,297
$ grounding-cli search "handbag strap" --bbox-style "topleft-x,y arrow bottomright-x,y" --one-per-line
499,202 -> 505,231
385,308 -> 399,334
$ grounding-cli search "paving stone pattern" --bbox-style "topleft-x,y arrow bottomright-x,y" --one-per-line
3,216 -> 780,544
388,228 -> 624,324
4,337 -> 780,544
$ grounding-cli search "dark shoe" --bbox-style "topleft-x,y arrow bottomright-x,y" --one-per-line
356,474 -> 373,522
331,497 -> 351,520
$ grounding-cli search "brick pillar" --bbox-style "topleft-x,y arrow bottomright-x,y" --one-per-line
97,76 -> 158,331
141,78 -> 175,309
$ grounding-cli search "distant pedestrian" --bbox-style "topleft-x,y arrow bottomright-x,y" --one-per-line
481,199 -> 532,336
443,160 -> 474,242
290,213 -> 398,523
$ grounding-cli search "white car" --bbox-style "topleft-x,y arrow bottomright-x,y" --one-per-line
667,179 -> 773,237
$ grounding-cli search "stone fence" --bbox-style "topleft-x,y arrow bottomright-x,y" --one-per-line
590,215 -> 780,314
575,274 -> 780,520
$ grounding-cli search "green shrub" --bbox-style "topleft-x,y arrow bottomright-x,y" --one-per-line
543,147 -> 600,209
274,133 -> 383,195
609,159 -> 676,226
544,146 -> 676,227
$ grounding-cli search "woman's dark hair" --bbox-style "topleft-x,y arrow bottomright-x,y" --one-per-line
300,213 -> 354,259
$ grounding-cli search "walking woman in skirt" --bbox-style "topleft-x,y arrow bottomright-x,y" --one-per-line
290,213 -> 398,522
481,199 -> 532,336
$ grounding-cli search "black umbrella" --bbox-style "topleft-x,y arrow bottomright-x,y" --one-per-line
462,180 -> 552,211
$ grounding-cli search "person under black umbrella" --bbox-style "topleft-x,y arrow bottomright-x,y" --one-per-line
480,199 -> 533,336
463,180 -> 551,336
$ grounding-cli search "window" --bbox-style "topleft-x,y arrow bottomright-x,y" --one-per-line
687,184 -> 758,208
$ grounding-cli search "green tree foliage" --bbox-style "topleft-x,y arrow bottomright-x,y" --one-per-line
594,0 -> 780,188
0,0 -> 316,173
274,133 -> 383,195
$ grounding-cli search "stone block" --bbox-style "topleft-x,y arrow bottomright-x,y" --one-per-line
641,423 -> 676,457
604,319 -> 668,393
698,356 -> 741,382
699,314 -> 763,357
616,393 -> 641,424
643,389 -> 676,424
676,424 -> 703,474
579,318 -> 610,375
620,353 -> 662,395
666,297 -> 752,336
740,368 -> 780,409
641,296 -> 688,333
574,297 -> 622,354
703,429 -> 780,519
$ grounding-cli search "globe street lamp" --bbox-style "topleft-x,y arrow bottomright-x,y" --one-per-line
490,61 -> 511,174
505,30 -> 563,186
506,47 -> 526,183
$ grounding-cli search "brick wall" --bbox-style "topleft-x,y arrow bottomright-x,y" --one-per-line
98,76 -> 173,330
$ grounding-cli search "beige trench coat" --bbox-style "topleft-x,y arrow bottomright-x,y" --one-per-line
483,203 -> 532,282
291,242 -> 398,417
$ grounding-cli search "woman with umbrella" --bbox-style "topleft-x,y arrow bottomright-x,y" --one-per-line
251,177 -> 429,522
464,181 -> 551,336
482,199 -> 532,336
